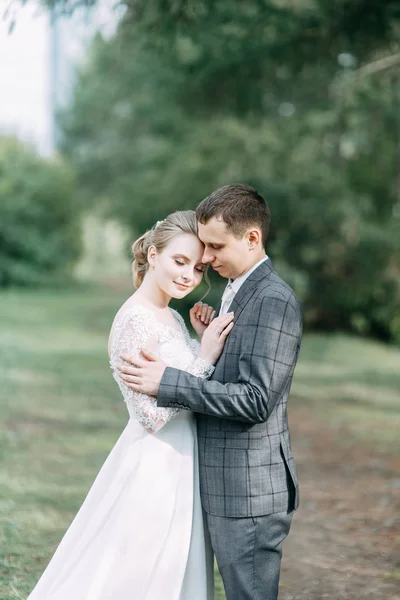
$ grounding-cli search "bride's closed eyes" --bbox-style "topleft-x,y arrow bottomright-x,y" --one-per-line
173,256 -> 205,273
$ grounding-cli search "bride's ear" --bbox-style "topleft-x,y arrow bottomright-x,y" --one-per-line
147,245 -> 157,267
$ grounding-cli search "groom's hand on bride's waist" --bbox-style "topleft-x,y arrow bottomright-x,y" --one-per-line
117,349 -> 167,396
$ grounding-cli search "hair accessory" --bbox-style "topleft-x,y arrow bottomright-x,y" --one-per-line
155,219 -> 165,228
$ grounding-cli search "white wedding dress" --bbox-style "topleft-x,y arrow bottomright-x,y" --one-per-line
27,305 -> 215,600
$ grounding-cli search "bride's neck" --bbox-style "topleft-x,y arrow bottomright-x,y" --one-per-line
134,274 -> 171,310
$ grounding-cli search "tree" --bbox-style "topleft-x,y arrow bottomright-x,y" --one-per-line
0,137 -> 82,286
56,1 -> 400,342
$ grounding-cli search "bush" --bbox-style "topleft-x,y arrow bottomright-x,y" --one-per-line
0,137 -> 82,287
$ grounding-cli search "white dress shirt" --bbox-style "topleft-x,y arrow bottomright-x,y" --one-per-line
219,255 -> 269,315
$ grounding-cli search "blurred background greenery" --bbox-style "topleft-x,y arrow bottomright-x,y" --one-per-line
1,1 -> 399,599
2,0 -> 400,341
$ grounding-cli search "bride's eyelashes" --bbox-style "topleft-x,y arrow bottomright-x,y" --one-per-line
174,259 -> 205,274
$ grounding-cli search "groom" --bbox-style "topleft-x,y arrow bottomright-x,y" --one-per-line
119,184 -> 302,599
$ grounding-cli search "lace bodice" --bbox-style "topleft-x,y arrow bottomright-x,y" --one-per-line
109,305 -> 214,433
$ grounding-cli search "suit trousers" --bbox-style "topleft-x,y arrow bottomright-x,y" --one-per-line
205,509 -> 293,600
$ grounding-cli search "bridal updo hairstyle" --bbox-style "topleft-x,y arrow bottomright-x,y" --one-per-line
196,183 -> 270,247
132,210 -> 199,288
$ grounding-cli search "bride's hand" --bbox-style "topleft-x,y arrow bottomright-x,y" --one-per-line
199,312 -> 234,365
190,302 -> 216,339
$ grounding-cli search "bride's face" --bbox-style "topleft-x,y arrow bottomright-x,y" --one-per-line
148,233 -> 206,298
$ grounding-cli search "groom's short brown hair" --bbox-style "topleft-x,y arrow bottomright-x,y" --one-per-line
196,183 -> 270,247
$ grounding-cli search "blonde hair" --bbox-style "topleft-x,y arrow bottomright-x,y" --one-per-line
132,210 -> 210,297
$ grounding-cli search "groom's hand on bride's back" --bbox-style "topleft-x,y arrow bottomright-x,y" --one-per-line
117,349 -> 167,396
189,302 -> 216,339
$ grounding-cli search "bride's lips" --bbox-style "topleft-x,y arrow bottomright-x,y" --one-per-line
174,282 -> 190,290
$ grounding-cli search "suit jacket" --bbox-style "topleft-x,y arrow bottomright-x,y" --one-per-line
158,259 -> 302,517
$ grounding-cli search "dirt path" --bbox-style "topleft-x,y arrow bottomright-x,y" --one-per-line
280,403 -> 400,600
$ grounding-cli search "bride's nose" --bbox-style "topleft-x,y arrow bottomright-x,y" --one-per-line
181,267 -> 193,282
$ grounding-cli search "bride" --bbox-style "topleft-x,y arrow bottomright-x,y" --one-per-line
27,210 -> 234,600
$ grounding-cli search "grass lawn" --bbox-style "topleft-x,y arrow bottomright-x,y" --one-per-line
0,285 -> 399,600
292,330 -> 400,451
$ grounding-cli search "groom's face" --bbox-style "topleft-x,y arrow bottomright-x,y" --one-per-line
198,217 -> 252,280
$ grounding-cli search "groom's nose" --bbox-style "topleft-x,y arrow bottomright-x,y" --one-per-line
202,248 -> 215,263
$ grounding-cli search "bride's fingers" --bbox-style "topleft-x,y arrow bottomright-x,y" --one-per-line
213,314 -> 234,335
190,302 -> 200,316
206,312 -> 229,333
215,311 -> 234,321
203,305 -> 214,324
219,321 -> 234,339
201,303 -> 209,322
215,312 -> 234,327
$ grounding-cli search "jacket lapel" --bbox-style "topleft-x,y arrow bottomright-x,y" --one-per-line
227,258 -> 274,322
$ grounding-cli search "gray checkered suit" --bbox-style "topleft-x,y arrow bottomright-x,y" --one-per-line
158,259 -> 302,599
159,258 -> 301,516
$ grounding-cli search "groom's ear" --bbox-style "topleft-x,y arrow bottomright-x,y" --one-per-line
246,228 -> 261,250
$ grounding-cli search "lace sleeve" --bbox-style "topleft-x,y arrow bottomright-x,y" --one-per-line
109,307 -> 180,433
187,355 -> 215,378
171,309 -> 215,380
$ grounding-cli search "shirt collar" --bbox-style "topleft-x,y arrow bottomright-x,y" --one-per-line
227,255 -> 269,295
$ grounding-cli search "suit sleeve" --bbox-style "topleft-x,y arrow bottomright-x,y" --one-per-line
157,294 -> 302,424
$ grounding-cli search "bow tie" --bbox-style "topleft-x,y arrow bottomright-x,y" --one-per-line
219,283 -> 236,315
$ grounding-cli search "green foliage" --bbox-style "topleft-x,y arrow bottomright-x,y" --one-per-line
0,137 -> 82,287
59,3 -> 400,343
